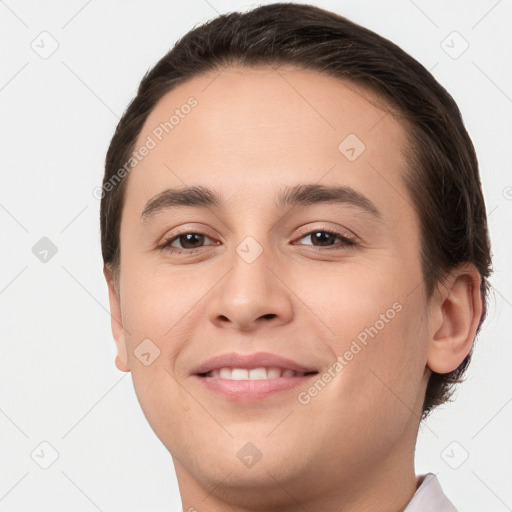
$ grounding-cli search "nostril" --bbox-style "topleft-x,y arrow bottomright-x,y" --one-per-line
261,314 -> 277,320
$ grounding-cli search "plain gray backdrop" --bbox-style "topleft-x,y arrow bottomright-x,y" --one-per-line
1,0 -> 511,511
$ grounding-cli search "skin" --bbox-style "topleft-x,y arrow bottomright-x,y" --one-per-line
104,65 -> 482,512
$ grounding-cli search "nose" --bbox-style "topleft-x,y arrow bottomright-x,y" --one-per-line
207,245 -> 294,332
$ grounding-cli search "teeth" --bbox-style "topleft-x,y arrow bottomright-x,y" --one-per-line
267,367 -> 282,379
231,368 -> 249,380
220,367 -> 233,379
249,368 -> 267,380
205,367 -> 305,379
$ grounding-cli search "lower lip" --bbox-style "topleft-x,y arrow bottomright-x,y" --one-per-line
193,374 -> 318,401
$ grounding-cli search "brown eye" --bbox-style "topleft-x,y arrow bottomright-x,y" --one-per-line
295,229 -> 357,249
174,233 -> 206,249
161,232 -> 215,253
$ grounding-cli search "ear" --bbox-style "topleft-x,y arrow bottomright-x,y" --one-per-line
427,263 -> 483,374
103,265 -> 130,372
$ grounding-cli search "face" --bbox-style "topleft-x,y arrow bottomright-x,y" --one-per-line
108,65 -> 437,506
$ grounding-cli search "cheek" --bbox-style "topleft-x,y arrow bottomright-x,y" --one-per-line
129,362 -> 190,454
293,254 -> 408,346
119,268 -> 207,407
119,272 -> 196,448
305,261 -> 427,429
120,265 -> 201,345
337,293 -> 427,435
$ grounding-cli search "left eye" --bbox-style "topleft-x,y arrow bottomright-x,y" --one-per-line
294,229 -> 356,249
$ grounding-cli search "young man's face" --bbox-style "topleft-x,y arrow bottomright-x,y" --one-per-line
107,65 -> 445,507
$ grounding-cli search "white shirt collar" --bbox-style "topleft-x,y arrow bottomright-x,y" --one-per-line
404,473 -> 458,511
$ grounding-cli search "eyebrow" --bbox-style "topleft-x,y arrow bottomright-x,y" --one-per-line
140,183 -> 382,221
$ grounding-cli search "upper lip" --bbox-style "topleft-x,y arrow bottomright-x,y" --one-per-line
191,352 -> 319,375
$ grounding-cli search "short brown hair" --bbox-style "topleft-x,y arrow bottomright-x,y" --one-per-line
100,2 -> 493,419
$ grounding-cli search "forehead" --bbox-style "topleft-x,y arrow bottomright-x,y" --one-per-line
125,65 -> 412,226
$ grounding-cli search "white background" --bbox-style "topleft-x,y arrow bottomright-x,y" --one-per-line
0,0 -> 511,511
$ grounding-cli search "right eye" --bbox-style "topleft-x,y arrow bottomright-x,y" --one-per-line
159,232 -> 218,254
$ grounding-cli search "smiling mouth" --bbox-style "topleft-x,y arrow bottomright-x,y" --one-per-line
198,367 -> 319,380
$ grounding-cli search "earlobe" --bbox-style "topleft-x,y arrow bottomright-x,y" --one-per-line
426,264 -> 483,374
103,265 -> 130,373
115,354 -> 129,372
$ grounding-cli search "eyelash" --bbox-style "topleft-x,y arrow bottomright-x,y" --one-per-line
158,228 -> 357,255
